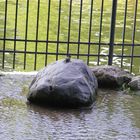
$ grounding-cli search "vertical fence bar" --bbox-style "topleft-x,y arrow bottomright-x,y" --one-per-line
130,0 -> 138,72
121,0 -> 128,68
2,0 -> 8,69
87,0 -> 94,65
13,0 -> 19,69
67,0 -> 72,56
45,0 -> 51,66
108,0 -> 117,65
34,0 -> 40,70
97,0 -> 104,65
24,0 -> 29,70
77,0 -> 83,59
56,0 -> 62,61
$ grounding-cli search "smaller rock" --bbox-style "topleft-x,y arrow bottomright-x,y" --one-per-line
128,76 -> 140,90
91,65 -> 133,88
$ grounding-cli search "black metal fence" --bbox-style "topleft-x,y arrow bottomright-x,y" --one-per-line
0,0 -> 140,73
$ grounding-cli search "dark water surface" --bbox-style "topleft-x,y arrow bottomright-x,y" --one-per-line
0,73 -> 140,140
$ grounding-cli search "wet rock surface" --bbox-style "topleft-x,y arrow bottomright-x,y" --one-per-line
128,76 -> 140,90
91,65 -> 133,88
27,59 -> 98,108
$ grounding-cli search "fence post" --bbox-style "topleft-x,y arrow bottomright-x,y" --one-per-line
108,0 -> 117,65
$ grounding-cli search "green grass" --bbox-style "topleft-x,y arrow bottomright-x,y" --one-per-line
0,0 -> 140,74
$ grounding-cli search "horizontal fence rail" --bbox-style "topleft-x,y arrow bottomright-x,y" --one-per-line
0,0 -> 140,74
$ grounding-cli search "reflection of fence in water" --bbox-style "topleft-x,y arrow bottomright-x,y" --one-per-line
0,0 -> 139,74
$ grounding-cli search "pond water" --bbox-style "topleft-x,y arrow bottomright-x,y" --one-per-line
0,0 -> 140,73
0,73 -> 140,140
0,0 -> 140,139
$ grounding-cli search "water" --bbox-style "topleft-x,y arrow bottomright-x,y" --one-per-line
0,1 -> 140,139
0,73 -> 140,140
0,0 -> 140,73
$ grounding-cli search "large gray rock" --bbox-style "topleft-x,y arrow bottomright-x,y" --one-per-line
128,76 -> 140,90
91,65 -> 132,88
27,59 -> 98,108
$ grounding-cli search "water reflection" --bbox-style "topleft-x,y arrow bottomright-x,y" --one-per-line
27,103 -> 92,122
25,90 -> 140,140
0,74 -> 140,140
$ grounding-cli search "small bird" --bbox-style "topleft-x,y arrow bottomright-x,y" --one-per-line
65,55 -> 71,63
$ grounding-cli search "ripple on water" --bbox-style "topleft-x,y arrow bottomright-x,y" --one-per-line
0,74 -> 140,140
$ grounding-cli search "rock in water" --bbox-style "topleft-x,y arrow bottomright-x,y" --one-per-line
91,65 -> 132,88
27,59 -> 98,108
128,76 -> 140,90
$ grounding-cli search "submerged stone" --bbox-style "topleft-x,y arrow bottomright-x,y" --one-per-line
27,59 -> 98,108
91,65 -> 132,88
128,76 -> 140,90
